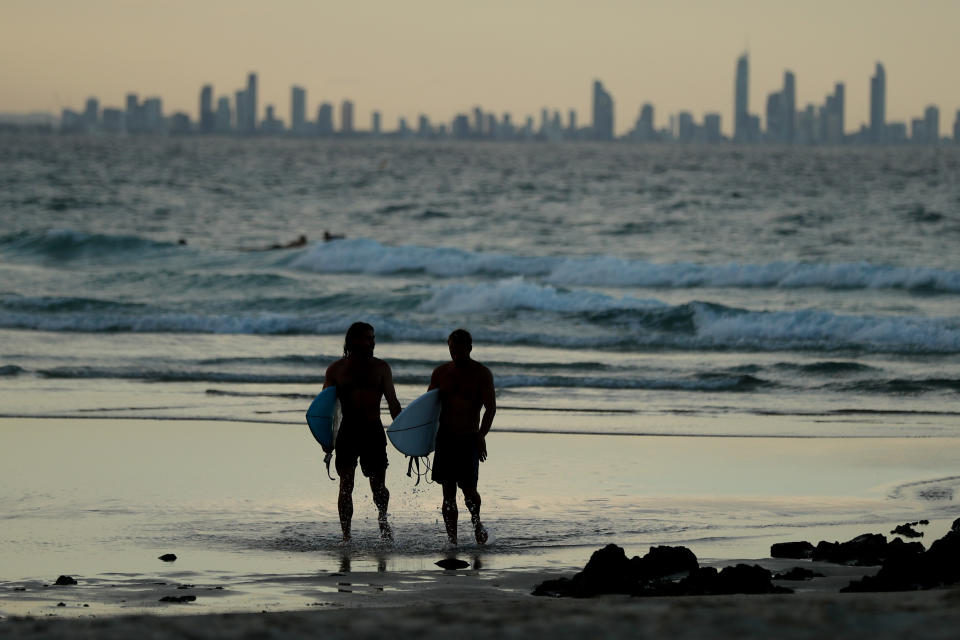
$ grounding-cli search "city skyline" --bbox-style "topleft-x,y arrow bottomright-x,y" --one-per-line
3,0 -> 960,137
52,55 -> 958,145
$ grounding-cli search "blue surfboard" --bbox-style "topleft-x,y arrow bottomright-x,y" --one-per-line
387,389 -> 441,456
306,386 -> 340,453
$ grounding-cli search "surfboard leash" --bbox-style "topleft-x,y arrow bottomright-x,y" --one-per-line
405,455 -> 433,486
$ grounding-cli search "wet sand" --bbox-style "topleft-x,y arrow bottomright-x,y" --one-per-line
3,571 -> 960,640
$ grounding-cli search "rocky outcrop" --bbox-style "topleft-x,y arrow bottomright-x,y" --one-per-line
770,541 -> 814,559
532,544 -> 789,598
842,526 -> 960,592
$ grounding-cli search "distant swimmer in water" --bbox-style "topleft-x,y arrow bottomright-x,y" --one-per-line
277,234 -> 308,249
241,235 -> 308,251
324,230 -> 345,242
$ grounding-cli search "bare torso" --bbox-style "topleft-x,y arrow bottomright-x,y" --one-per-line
324,356 -> 400,424
429,359 -> 495,435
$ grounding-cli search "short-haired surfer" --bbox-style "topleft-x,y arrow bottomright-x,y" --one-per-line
323,322 -> 402,542
428,329 -> 496,545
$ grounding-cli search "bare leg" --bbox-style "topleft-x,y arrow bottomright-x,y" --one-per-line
338,468 -> 355,542
369,473 -> 392,540
462,486 -> 487,545
441,482 -> 458,545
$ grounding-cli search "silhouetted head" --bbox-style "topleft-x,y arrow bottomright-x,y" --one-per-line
447,328 -> 472,364
344,322 -> 375,358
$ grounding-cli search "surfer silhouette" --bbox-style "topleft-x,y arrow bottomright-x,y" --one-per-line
323,322 -> 402,542
428,329 -> 496,545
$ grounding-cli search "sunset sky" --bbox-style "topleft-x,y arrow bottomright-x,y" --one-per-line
2,0 -> 959,135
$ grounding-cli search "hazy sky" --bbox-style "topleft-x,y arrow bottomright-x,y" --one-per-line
2,0 -> 959,136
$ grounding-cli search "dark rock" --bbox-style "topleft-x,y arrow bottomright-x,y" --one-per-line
812,533 -> 890,565
158,553 -> 177,562
716,564 -> 792,594
573,544 -> 635,596
952,517 -> 960,533
770,541 -> 814,559
57,602 -> 66,607
54,576 -> 77,586
531,577 -> 574,597
633,545 -> 698,579
891,523 -> 923,538
159,595 -> 196,603
675,567 -> 719,595
919,519 -> 929,525
842,527 -> 960,592
435,558 -> 470,570
774,567 -> 825,581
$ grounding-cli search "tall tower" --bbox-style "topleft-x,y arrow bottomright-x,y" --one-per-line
246,72 -> 258,133
317,103 -> 333,135
235,89 -> 247,132
291,86 -> 306,135
870,63 -> 886,143
924,105 -> 940,144
199,84 -> 214,133
834,82 -> 845,140
783,71 -> 795,144
734,53 -> 749,142
340,100 -> 354,134
591,80 -> 614,140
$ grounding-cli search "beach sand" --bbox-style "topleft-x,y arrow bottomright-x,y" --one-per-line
2,416 -> 959,636
3,574 -> 960,639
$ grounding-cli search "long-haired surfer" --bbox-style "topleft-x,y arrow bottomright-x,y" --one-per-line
323,322 -> 402,542
428,329 -> 496,545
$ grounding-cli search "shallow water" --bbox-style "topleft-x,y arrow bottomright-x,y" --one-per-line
1,136 -> 959,614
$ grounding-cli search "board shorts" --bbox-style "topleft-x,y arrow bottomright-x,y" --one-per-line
431,431 -> 480,490
335,419 -> 388,478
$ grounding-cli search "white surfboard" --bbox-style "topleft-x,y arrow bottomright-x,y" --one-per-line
387,389 -> 441,456
305,386 -> 340,453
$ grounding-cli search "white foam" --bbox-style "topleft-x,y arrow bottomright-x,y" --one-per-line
288,239 -> 960,293
418,278 -> 666,314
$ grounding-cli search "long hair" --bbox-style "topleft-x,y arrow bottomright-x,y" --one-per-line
344,321 -> 374,357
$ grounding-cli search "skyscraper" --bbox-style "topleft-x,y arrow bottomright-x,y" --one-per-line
372,111 -> 381,135
783,71 -> 795,144
924,105 -> 940,144
235,90 -> 247,133
125,93 -> 143,134
734,53 -> 749,142
291,86 -> 306,135
83,97 -> 99,130
340,100 -> 354,134
246,72 -> 258,133
870,63 -> 886,144
766,91 -> 783,141
215,97 -> 231,133
199,84 -> 214,134
317,103 -> 333,135
834,82 -> 845,142
591,80 -> 614,141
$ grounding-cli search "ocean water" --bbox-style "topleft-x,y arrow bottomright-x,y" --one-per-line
1,135 -> 960,601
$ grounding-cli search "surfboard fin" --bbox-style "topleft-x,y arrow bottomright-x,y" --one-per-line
323,452 -> 336,481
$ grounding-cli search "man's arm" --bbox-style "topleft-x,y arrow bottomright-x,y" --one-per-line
382,362 -> 402,420
477,366 -> 496,462
427,367 -> 440,392
322,361 -> 338,390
